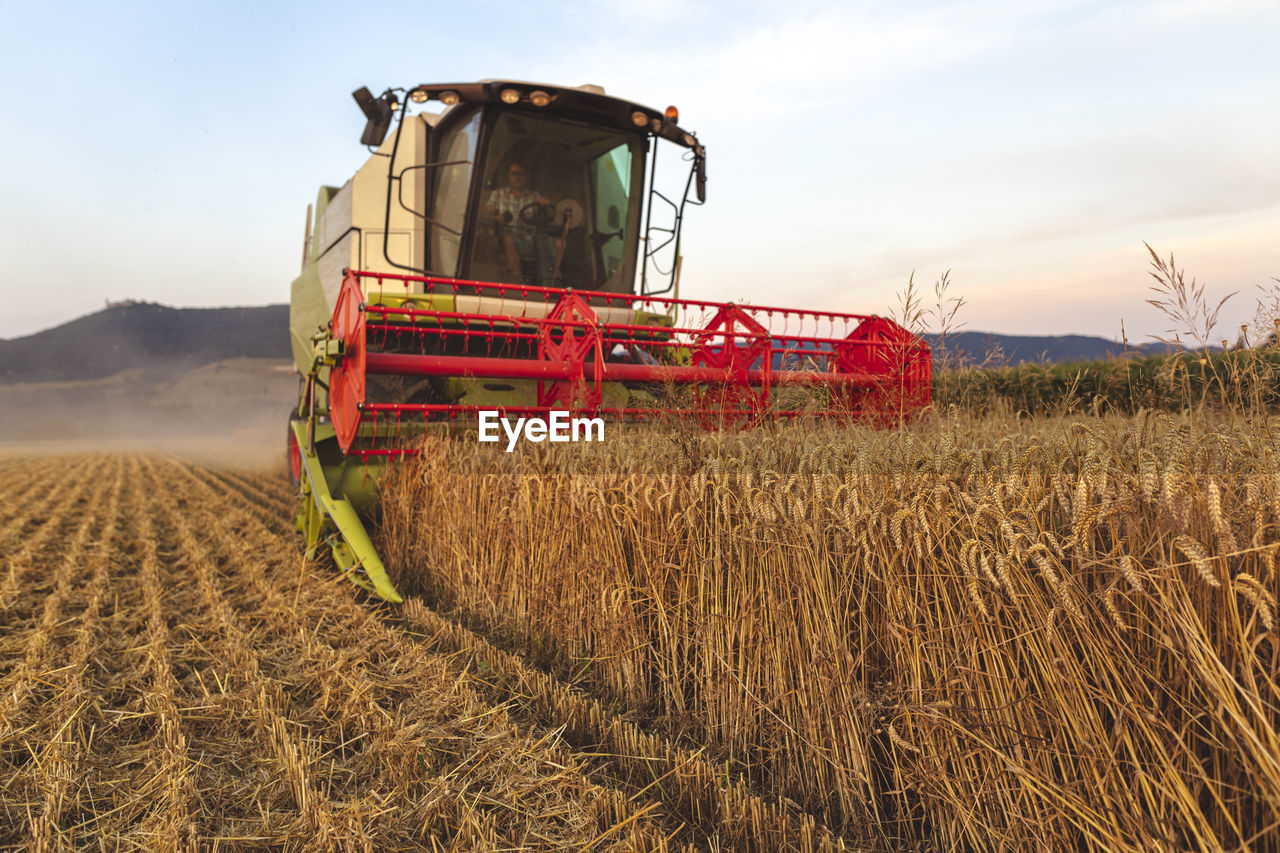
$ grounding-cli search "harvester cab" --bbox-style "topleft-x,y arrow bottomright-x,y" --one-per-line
288,80 -> 930,603
351,81 -> 702,294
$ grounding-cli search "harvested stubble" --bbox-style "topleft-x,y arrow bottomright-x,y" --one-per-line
2,453 -> 703,851
379,410 -> 1280,852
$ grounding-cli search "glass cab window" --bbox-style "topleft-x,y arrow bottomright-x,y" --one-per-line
467,111 -> 644,292
428,109 -> 481,277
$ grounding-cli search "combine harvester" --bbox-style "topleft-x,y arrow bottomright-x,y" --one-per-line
288,80 -> 931,602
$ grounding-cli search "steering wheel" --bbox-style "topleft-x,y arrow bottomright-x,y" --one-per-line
519,201 -> 556,229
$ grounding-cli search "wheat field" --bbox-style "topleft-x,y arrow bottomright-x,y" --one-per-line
2,408 -> 1276,850
380,409 -> 1280,852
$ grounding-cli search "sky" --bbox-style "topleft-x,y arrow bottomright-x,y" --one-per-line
1,0 -> 1277,344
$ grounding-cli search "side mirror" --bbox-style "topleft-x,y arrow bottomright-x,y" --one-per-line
695,153 -> 707,203
607,205 -> 620,230
352,86 -> 393,147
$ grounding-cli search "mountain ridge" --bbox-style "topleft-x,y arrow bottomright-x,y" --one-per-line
0,302 -> 291,384
924,330 -> 1176,366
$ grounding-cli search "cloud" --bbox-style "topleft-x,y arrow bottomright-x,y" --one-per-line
540,2 -> 1044,120
910,114 -> 1280,251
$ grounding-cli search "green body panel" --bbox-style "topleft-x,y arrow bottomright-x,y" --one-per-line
305,420 -> 384,510
290,186 -> 341,375
309,185 -> 340,266
445,376 -> 644,409
290,263 -> 328,376
291,419 -> 401,602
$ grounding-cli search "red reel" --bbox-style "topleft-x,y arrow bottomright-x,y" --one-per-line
692,304 -> 771,429
328,272 -> 367,453
537,291 -> 604,410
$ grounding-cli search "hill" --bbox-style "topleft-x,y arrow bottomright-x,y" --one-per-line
923,331 -> 1176,365
0,302 -> 290,384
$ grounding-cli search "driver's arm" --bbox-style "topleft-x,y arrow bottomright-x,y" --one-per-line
482,190 -> 502,220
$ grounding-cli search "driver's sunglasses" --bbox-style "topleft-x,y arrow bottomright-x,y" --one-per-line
508,170 -> 526,178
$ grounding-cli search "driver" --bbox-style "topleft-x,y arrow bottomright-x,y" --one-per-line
483,161 -> 554,283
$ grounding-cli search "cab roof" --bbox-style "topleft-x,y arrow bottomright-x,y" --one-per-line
403,80 -> 702,151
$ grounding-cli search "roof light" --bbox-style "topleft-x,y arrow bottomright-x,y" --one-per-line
439,90 -> 460,106
409,89 -> 429,103
630,110 -> 648,127
499,88 -> 520,104
529,90 -> 551,107
664,105 -> 679,122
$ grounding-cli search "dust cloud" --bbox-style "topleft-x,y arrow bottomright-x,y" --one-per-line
0,358 -> 297,470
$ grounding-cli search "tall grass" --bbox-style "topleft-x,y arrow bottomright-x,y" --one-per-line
379,409 -> 1280,850
933,347 -> 1280,416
